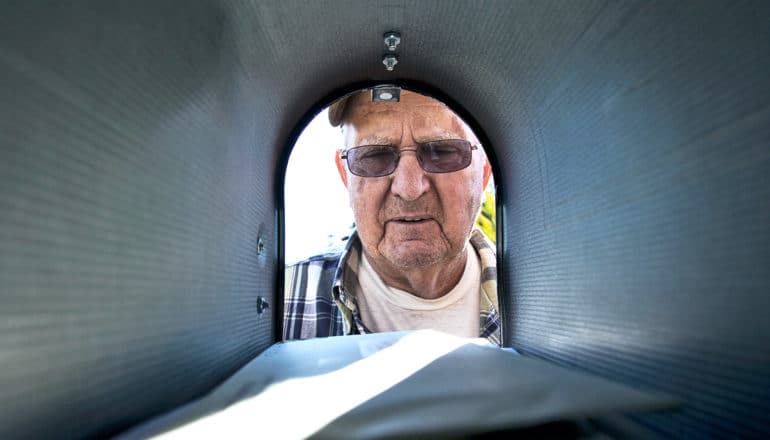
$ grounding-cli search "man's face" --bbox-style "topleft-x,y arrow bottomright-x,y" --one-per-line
336,91 -> 491,270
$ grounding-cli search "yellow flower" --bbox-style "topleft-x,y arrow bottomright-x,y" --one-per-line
475,188 -> 496,243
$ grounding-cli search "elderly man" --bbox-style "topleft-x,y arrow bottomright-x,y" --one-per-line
283,88 -> 501,345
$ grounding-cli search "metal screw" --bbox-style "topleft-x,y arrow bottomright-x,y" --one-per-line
382,54 -> 398,71
256,297 -> 269,315
383,31 -> 401,52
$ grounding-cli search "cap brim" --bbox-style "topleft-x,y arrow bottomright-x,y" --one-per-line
328,95 -> 351,127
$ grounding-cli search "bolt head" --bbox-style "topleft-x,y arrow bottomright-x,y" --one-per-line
382,55 -> 398,71
383,32 -> 401,51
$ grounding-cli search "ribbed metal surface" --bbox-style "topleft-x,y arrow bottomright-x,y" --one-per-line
0,2 -> 275,438
500,1 -> 770,438
1,0 -> 768,438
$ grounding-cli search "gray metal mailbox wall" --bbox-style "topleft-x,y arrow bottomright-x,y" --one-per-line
1,1 -> 768,438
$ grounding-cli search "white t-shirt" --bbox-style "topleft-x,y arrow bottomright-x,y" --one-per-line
355,244 -> 481,338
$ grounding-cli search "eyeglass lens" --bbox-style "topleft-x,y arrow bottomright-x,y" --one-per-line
345,140 -> 474,177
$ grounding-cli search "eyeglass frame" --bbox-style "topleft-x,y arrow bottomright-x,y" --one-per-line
339,139 -> 480,177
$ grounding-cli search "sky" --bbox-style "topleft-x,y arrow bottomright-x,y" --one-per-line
284,108 -> 353,263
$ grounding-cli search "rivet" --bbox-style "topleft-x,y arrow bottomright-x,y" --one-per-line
256,297 -> 269,314
257,236 -> 265,255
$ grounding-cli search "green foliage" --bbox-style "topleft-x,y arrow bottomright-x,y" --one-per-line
475,188 -> 496,243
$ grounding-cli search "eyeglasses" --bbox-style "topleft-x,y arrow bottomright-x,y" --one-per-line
340,139 -> 478,177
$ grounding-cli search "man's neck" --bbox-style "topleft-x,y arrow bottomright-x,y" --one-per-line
363,248 -> 468,300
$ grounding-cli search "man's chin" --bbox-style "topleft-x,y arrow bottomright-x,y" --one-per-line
380,242 -> 444,268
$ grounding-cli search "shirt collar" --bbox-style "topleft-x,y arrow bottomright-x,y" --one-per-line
331,229 -> 500,342
332,230 -> 361,311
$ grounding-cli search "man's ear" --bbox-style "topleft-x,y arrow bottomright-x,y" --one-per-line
335,150 -> 349,188
482,159 -> 492,189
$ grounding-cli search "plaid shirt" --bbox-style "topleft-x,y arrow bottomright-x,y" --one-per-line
283,229 -> 502,346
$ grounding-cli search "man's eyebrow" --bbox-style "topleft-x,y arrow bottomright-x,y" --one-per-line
358,136 -> 395,145
358,131 -> 470,145
415,130 -> 465,142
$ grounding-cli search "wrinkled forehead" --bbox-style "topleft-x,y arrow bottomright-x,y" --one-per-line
342,91 -> 478,146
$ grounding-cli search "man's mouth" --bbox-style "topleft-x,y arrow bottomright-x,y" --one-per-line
391,216 -> 432,224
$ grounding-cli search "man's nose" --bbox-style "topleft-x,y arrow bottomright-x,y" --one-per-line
389,149 -> 430,201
